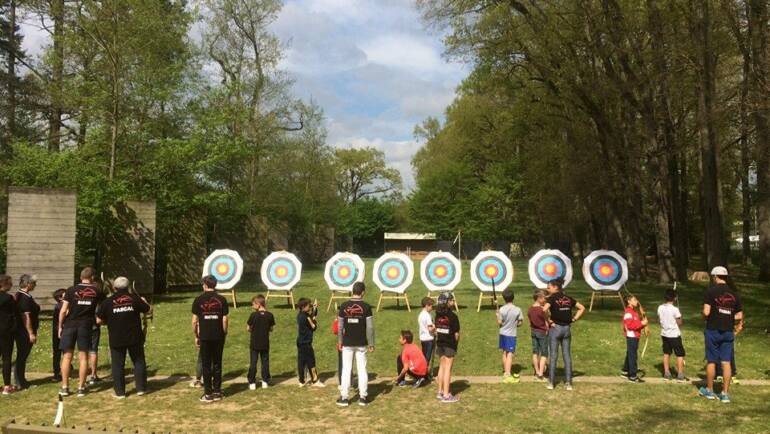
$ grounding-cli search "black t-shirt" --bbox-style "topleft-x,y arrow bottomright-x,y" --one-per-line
296,311 -> 315,345
704,284 -> 743,332
338,299 -> 373,347
192,291 -> 229,341
547,292 -> 577,326
63,283 -> 103,328
53,301 -> 62,330
248,310 -> 275,350
0,292 -> 16,333
96,290 -> 150,348
435,310 -> 460,349
15,291 -> 40,334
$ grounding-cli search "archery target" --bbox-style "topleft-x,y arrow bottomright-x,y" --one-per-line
470,251 -> 514,292
203,249 -> 244,290
420,251 -> 462,292
373,252 -> 414,294
582,250 -> 628,291
261,251 -> 302,290
325,252 -> 365,291
528,249 -> 573,289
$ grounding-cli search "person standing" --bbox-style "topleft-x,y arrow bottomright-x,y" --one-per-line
51,288 -> 66,382
496,289 -> 523,384
417,297 -> 435,379
543,279 -> 585,391
87,283 -> 107,386
96,277 -> 152,398
528,290 -> 549,381
58,267 -> 102,397
434,292 -> 460,403
620,295 -> 647,383
336,282 -> 374,407
0,275 -> 15,395
14,274 -> 40,390
699,266 -> 743,404
192,275 -> 229,403
296,298 -> 324,387
247,295 -> 275,390
657,289 -> 687,382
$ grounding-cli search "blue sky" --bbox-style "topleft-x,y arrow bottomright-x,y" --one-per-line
21,0 -> 469,189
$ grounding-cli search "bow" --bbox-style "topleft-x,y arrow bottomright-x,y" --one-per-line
638,299 -> 651,359
131,281 -> 154,339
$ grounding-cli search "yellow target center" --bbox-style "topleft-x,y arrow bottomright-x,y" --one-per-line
339,267 -> 351,278
544,264 -> 556,274
435,266 -> 447,277
276,266 -> 288,278
386,267 -> 399,279
484,265 -> 498,278
600,265 -> 613,276
216,264 -> 229,274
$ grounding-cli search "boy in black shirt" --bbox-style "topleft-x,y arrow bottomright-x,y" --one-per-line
52,288 -> 66,381
336,282 -> 374,407
192,275 -> 229,403
435,292 -> 460,403
296,298 -> 324,388
96,277 -> 152,398
58,267 -> 102,397
247,295 -> 275,390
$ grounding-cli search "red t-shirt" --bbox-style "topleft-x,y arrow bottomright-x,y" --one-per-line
528,305 -> 548,333
401,343 -> 428,376
623,307 -> 643,338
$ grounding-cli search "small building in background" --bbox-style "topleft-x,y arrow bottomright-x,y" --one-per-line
384,233 -> 437,259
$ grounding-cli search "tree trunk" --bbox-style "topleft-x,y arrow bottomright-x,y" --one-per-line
739,49 -> 752,265
48,0 -> 65,152
6,0 -> 17,138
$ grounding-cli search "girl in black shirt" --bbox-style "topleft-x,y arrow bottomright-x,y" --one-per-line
435,292 -> 460,403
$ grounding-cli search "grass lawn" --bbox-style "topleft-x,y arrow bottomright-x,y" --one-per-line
6,258 -> 769,432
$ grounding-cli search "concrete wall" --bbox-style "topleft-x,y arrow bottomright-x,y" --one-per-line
5,187 -> 76,309
103,201 -> 156,294
164,211 -> 207,287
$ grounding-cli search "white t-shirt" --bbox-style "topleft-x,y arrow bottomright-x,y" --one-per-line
657,303 -> 682,338
418,310 -> 434,342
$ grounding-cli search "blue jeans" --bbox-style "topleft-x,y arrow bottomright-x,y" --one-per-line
421,340 -> 434,378
623,337 -> 639,379
247,349 -> 270,383
548,324 -> 572,385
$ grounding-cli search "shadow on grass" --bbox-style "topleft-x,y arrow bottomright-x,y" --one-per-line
222,381 -> 250,396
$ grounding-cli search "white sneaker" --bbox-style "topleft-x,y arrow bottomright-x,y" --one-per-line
565,384 -> 573,391
313,381 -> 326,388
546,383 -> 554,390
249,383 -> 257,391
298,381 -> 306,388
261,381 -> 268,389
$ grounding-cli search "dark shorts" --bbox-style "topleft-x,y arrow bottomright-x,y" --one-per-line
436,346 -> 456,358
531,332 -> 549,357
704,329 -> 733,363
499,335 -> 517,352
661,336 -> 685,357
60,324 -> 93,352
89,326 -> 101,354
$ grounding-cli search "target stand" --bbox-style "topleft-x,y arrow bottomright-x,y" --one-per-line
588,290 -> 625,312
261,252 -> 302,310
265,290 -> 296,310
373,252 -> 414,312
203,249 -> 244,308
582,250 -> 629,312
426,291 -> 460,312
476,292 -> 502,312
326,291 -> 351,312
470,251 -> 514,313
376,291 -> 411,312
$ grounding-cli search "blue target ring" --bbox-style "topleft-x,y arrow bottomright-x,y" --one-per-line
535,255 -> 566,282
477,257 -> 507,285
329,259 -> 358,286
267,258 -> 296,286
378,259 -> 408,289
590,256 -> 622,285
210,256 -> 237,283
427,258 -> 455,286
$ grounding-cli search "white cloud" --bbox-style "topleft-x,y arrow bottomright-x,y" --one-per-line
360,34 -> 444,75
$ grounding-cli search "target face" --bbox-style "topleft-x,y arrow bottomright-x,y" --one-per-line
582,250 -> 628,291
528,249 -> 573,289
373,252 -> 414,294
420,252 -> 462,292
202,249 -> 244,290
325,252 -> 365,291
470,251 -> 513,292
261,251 -> 302,290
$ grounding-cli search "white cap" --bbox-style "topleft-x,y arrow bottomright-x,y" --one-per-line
710,266 -> 729,276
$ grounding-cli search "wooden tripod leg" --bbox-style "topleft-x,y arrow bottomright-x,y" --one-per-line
327,294 -> 334,312
404,294 -> 411,312
232,290 -> 238,308
618,292 -> 625,310
290,291 -> 296,310
453,292 -> 460,312
376,293 -> 384,312
589,291 -> 596,312
477,292 -> 484,312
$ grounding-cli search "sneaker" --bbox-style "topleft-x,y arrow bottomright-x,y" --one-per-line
58,387 -> 70,397
663,373 -> 673,381
261,381 -> 269,389
627,377 -> 645,383
718,393 -> 731,403
249,383 -> 257,391
298,381 -> 306,388
502,375 -> 515,384
2,386 -> 16,395
546,383 -> 555,390
112,394 -> 126,400
358,396 -> 369,406
397,380 -> 408,387
698,387 -> 717,400
441,394 -> 459,403
53,375 -> 62,382
676,375 -> 689,383
336,397 -> 349,407
199,394 -> 214,403
136,391 -> 146,396
189,379 -> 202,388
77,388 -> 86,397
436,392 -> 444,400
565,384 -> 573,391
212,392 -> 223,401
87,376 -> 100,386
620,369 -> 628,376
312,381 -> 326,388
512,372 -> 520,378
413,377 -> 426,389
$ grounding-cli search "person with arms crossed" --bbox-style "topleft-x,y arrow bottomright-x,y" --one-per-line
336,282 -> 374,407
192,275 -> 229,403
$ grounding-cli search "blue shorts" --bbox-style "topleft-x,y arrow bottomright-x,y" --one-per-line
499,335 -> 517,353
704,329 -> 734,364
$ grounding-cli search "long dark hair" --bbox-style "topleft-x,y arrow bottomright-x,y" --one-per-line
436,301 -> 451,316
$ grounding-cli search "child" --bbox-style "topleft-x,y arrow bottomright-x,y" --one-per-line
394,330 -> 428,388
657,289 -> 687,382
296,298 -> 324,388
435,292 -> 460,403
247,295 -> 275,390
621,295 -> 648,383
52,288 -> 66,382
496,289 -> 523,383
528,290 -> 549,381
418,297 -> 435,377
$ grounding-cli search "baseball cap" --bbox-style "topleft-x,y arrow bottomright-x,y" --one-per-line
437,291 -> 454,304
710,266 -> 729,276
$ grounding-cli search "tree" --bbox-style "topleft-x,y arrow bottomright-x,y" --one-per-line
334,147 -> 402,204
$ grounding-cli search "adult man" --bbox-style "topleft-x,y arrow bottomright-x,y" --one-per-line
336,281 -> 374,407
14,274 -> 40,390
192,275 -> 229,403
58,267 -> 103,397
699,266 -> 743,403
96,277 -> 152,398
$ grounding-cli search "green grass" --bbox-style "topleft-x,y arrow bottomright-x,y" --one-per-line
24,258 -> 770,380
